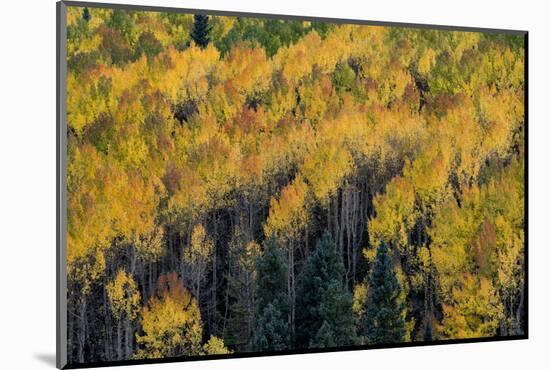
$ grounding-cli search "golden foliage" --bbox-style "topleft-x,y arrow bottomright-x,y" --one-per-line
439,274 -> 503,339
352,282 -> 368,321
135,273 -> 203,359
368,176 -> 416,253
264,176 -> 310,241
202,336 -> 232,355
66,7 -> 525,347
301,140 -> 353,202
184,224 -> 214,264
106,269 -> 141,321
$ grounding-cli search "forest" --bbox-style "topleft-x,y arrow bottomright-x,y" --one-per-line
65,5 -> 526,365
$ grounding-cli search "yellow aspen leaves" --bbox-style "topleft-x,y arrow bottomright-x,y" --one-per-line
439,275 -> 503,339
264,176 -> 310,241
135,273 -> 203,359
418,48 -> 437,75
106,269 -> 141,321
186,224 -> 214,264
202,336 -> 232,355
368,176 -> 416,256
301,141 -> 353,202
65,7 -> 525,358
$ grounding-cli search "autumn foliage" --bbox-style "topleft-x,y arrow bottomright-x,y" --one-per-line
65,5 -> 525,364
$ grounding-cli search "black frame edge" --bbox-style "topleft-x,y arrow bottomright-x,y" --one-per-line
63,335 -> 528,369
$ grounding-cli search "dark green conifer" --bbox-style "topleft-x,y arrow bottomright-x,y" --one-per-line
190,14 -> 212,48
82,7 -> 91,22
295,231 -> 357,349
253,238 -> 289,351
254,301 -> 289,351
363,241 -> 406,344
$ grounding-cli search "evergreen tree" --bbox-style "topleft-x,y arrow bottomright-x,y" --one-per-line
363,241 -> 405,344
295,231 -> 357,349
254,301 -> 289,351
82,7 -> 91,22
309,321 -> 335,349
253,238 -> 290,351
190,14 -> 212,48
224,237 -> 259,351
255,238 -> 288,310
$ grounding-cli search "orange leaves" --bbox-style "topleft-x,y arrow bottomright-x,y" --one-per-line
164,162 -> 208,221
472,218 -> 497,276
155,272 -> 190,302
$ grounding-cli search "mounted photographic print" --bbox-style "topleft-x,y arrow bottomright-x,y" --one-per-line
56,1 -> 528,368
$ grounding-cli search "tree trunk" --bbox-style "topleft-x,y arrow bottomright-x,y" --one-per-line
103,286 -> 111,360
287,239 -> 295,340
78,297 -> 87,363
116,321 -> 122,360
125,316 -> 132,359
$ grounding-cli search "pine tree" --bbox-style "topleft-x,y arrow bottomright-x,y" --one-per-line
82,7 -> 91,22
224,237 -> 260,351
309,321 -> 335,349
190,14 -> 212,48
253,238 -> 290,351
254,301 -> 289,351
363,241 -> 405,344
295,231 -> 357,349
255,238 -> 288,310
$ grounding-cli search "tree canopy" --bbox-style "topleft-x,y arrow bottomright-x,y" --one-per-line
65,5 -> 525,364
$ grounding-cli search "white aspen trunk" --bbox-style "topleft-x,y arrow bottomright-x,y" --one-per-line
78,297 -> 87,363
125,316 -> 132,359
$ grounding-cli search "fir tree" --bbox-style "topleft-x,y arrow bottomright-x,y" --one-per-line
363,241 -> 406,344
255,238 -> 288,309
295,231 -> 357,349
82,7 -> 91,22
309,321 -> 335,349
254,301 -> 289,351
190,14 -> 212,48
253,238 -> 290,351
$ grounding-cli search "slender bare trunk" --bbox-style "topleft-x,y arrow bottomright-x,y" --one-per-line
116,321 -> 122,360
103,286 -> 111,360
78,297 -> 87,363
125,317 -> 132,359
